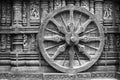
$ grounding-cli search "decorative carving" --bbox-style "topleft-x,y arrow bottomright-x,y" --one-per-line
116,35 -> 120,51
38,5 -> 104,73
0,35 -> 6,52
23,34 -> 36,52
30,3 -> 40,20
48,0 -> 54,12
75,0 -> 80,6
54,0 -> 61,10
61,0 -> 66,7
81,0 -> 89,10
103,1 -> 113,21
91,72 -> 115,78
44,74 -> 76,80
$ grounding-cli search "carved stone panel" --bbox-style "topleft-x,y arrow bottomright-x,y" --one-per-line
38,5 -> 104,73
103,1 -> 113,24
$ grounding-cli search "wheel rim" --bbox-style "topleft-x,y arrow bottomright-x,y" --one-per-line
38,5 -> 104,73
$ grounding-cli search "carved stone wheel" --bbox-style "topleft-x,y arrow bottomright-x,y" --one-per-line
38,5 -> 104,73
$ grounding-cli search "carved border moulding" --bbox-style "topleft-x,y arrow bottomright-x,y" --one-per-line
44,73 -> 77,80
38,5 -> 105,73
103,1 -> 113,25
104,26 -> 119,33
91,71 -> 116,78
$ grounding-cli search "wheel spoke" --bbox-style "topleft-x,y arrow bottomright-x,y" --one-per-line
79,35 -> 101,42
44,35 -> 64,42
62,49 -> 68,66
76,13 -> 82,28
45,43 -> 63,50
78,44 -> 91,60
84,44 -> 99,50
60,15 -> 67,28
69,47 -> 75,68
45,28 -> 59,34
70,9 -> 74,23
52,44 -> 66,59
84,28 -> 97,34
76,18 -> 92,34
50,18 -> 67,34
76,52 -> 81,65
69,23 -> 74,33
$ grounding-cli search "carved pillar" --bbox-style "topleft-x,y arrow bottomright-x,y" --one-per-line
11,0 -> 24,71
95,0 -> 103,23
22,0 -> 27,26
1,0 -> 7,26
41,0 -> 49,23
6,0 -> 12,26
13,0 -> 22,25
0,0 -> 1,26
0,34 -> 11,71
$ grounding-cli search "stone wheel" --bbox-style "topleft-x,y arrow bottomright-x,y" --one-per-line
38,5 -> 104,73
